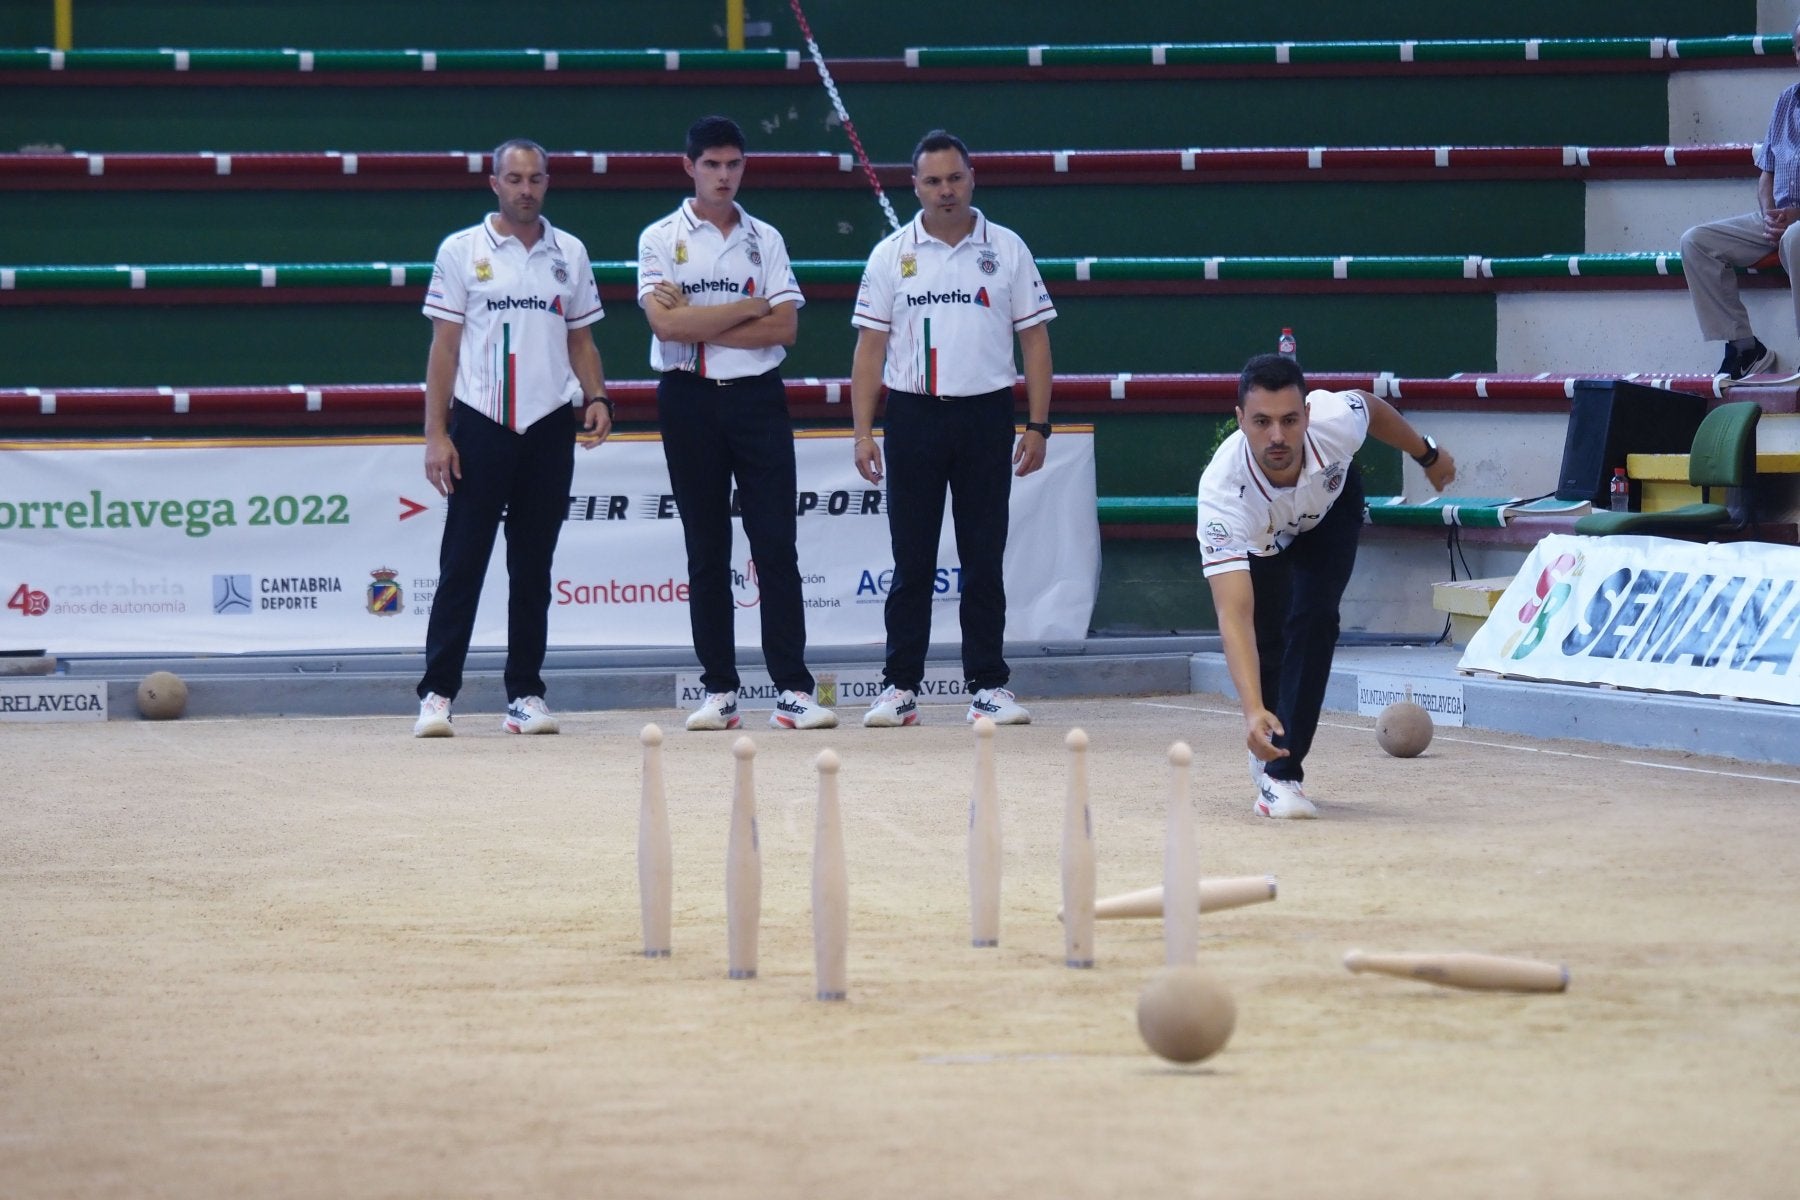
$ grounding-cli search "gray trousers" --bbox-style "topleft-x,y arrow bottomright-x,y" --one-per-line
1679,211 -> 1800,342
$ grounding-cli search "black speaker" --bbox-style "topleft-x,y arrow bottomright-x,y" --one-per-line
1556,380 -> 1707,506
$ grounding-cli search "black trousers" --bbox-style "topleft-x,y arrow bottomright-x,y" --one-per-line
880,388 -> 1014,693
418,401 -> 576,702
657,369 -> 812,695
1249,463 -> 1364,784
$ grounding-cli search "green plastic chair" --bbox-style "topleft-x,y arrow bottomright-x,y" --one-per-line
1572,401 -> 1761,536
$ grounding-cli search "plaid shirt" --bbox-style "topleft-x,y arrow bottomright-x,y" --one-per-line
1757,82 -> 1800,209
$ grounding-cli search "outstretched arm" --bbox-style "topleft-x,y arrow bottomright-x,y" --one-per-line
1206,569 -> 1286,762
1358,390 -> 1457,492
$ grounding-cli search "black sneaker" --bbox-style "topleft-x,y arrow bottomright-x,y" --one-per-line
1721,339 -> 1776,380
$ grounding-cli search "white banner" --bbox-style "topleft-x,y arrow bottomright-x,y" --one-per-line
1458,534 -> 1800,706
1354,673 -> 1465,727
0,429 -> 1099,655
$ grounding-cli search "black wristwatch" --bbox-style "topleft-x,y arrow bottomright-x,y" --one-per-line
587,393 -> 614,420
1025,421 -> 1052,439
1412,435 -> 1439,468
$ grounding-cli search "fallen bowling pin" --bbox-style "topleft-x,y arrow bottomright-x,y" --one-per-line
1060,875 -> 1278,923
1343,950 -> 1569,993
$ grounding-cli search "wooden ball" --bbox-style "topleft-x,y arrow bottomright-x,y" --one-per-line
136,671 -> 188,720
1376,701 -> 1434,758
1136,965 -> 1236,1064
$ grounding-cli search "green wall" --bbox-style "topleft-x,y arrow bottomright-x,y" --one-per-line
4,75 -> 1675,155
1,293 -> 1495,389
0,179 -> 1582,264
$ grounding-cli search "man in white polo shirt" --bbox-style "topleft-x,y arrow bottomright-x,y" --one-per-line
638,115 -> 836,733
412,137 -> 613,738
1199,353 -> 1456,818
850,129 -> 1055,729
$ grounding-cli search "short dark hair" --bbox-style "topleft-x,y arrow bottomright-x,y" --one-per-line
912,129 -> 971,170
686,115 -> 746,160
1237,352 -> 1307,404
490,138 -> 548,175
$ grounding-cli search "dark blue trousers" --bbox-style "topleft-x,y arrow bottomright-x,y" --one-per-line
657,369 -> 813,695
880,388 -> 1014,693
1249,463 -> 1364,783
418,401 -> 576,702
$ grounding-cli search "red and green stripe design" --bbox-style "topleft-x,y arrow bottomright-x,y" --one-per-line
492,321 -> 517,428
920,317 -> 938,393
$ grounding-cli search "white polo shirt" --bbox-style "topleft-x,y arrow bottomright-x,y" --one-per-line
851,208 -> 1055,396
1196,389 -> 1371,578
636,200 -> 804,380
422,214 -> 603,431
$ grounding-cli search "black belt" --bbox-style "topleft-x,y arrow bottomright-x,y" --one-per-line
662,368 -> 779,388
892,386 -> 1010,403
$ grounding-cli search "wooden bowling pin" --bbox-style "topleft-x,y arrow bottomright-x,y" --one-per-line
725,736 -> 761,980
968,716 -> 1001,948
1344,950 -> 1570,993
812,749 -> 848,1001
1061,728 -> 1096,968
1163,742 -> 1197,968
637,723 -> 672,958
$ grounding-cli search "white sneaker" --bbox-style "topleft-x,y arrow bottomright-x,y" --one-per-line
770,689 -> 838,730
1248,751 -> 1266,786
862,685 -> 919,728
686,690 -> 741,732
966,687 -> 1030,726
1255,775 -> 1318,820
503,695 -> 559,735
414,692 -> 453,738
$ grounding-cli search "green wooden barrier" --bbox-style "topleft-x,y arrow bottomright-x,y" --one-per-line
0,253 -> 1705,293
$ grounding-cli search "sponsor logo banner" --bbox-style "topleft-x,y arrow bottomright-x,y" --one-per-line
0,432 -> 1099,655
1354,673 -> 1465,727
0,678 -> 108,722
1459,534 -> 1800,707
677,667 -> 967,711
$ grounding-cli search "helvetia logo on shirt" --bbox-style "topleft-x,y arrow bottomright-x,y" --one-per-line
680,279 -> 744,295
485,295 -> 556,311
905,288 -> 990,307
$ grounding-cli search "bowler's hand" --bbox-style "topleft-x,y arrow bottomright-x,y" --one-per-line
579,401 -> 613,450
1013,429 -> 1047,477
1423,445 -> 1458,493
854,436 -> 884,485
1246,709 -> 1288,763
651,280 -> 686,309
424,430 -> 460,497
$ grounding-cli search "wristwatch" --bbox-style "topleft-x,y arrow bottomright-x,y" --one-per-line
1412,435 -> 1439,468
1025,421 -> 1052,439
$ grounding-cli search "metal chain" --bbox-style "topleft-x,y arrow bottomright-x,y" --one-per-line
785,0 -> 901,232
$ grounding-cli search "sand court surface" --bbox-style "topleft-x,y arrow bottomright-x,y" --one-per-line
4,693 -> 1798,1198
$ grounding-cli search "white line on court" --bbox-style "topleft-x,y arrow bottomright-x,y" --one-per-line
1133,700 -> 1800,786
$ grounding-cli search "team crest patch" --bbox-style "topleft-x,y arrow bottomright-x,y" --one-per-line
747,247 -> 762,266
474,258 -> 493,282
552,257 -> 569,284
674,240 -> 688,265
1325,464 -> 1345,493
367,567 -> 403,616
978,249 -> 998,275
900,253 -> 917,278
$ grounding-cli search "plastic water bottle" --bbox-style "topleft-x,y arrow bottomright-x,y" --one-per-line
1277,327 -> 1297,358
1609,467 -> 1629,512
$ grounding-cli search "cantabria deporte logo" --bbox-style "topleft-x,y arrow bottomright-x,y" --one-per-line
1502,550 -> 1584,660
